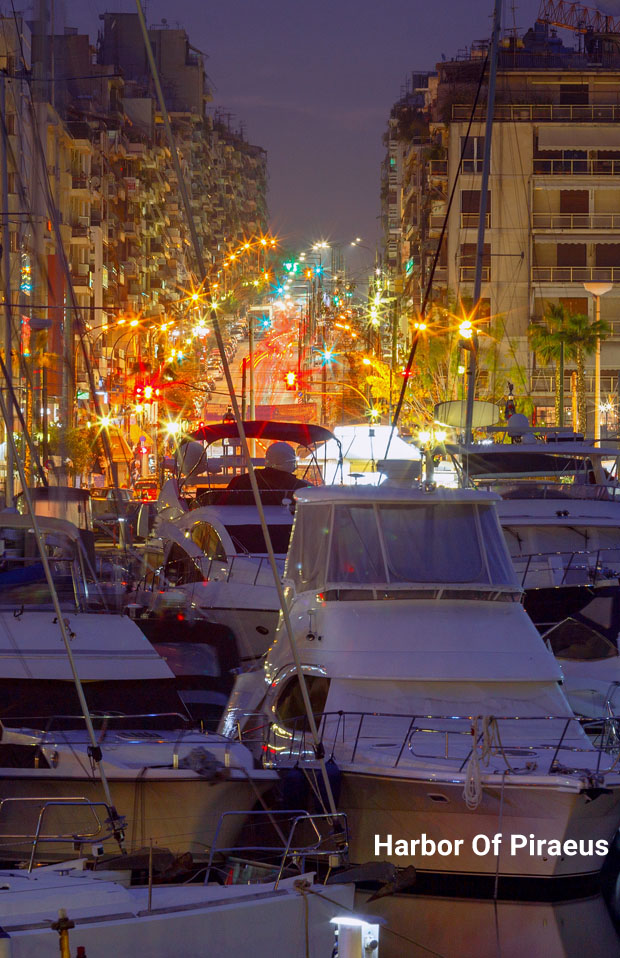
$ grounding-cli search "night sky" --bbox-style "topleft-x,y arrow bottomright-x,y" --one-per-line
64,0 -> 547,265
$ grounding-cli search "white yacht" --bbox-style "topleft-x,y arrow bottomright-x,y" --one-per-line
137,420 -> 338,661
452,434 -> 620,716
0,607 -> 276,862
221,485 -> 620,884
0,859 -> 353,956
147,501 -> 294,661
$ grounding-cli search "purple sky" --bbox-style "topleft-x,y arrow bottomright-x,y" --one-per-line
66,0 -> 545,264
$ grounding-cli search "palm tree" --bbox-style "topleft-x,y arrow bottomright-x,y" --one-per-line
528,304 -> 574,426
564,312 -> 611,434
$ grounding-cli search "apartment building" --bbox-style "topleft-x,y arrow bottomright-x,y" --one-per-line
389,22 -> 620,430
0,9 -> 268,467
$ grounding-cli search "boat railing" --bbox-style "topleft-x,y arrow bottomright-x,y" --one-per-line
249,710 -> 620,776
512,546 -> 620,587
136,552 -> 285,596
205,809 -> 349,888
0,797 -> 125,872
482,481 -> 620,501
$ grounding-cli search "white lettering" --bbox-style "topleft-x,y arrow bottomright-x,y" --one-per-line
491,833 -> 502,855
472,834 -> 490,856
511,834 -> 527,855
596,839 -> 609,856
421,835 -> 436,856
394,839 -> 409,856
374,834 -> 392,856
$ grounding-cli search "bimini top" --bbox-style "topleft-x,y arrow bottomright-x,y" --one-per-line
287,484 -> 516,593
448,441 -> 620,481
294,485 -> 501,505
191,420 -> 336,447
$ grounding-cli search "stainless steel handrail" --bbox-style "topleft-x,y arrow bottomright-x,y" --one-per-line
0,797 -> 123,871
253,710 -> 620,775
204,809 -> 349,888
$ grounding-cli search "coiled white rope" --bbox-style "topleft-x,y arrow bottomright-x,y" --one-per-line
463,716 -> 495,810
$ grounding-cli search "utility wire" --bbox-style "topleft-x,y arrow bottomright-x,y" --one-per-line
383,52 -> 490,461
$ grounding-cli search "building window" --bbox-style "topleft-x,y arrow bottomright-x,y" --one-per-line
559,84 -> 588,105
461,136 -> 485,173
557,244 -> 586,268
461,190 -> 491,228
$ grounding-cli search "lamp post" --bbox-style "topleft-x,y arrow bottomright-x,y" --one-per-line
583,282 -> 612,441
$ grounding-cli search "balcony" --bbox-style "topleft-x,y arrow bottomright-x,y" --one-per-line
459,266 -> 491,282
532,265 -> 620,283
71,174 -> 90,192
532,212 -> 620,231
452,103 -> 620,123
429,160 -> 447,178
533,158 -> 620,176
460,212 -> 491,229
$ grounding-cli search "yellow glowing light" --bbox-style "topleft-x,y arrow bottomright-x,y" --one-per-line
435,429 -> 447,443
130,319 -> 139,327
418,430 -> 432,444
144,386 -> 153,400
117,318 -> 126,326
191,292 -> 199,302
100,416 -> 111,427
362,357 -> 372,366
166,421 -> 180,435
414,321 -> 427,331
459,319 -> 474,339
458,364 -> 466,374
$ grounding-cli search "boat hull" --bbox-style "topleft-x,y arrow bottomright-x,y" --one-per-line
339,770 -> 620,879
0,769 -> 274,862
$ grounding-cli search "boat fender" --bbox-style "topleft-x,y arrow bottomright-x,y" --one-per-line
278,766 -> 310,809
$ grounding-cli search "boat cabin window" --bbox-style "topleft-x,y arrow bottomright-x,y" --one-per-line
324,503 -> 515,588
223,523 -> 292,555
151,642 -> 221,677
275,675 -> 330,726
164,542 -> 203,585
190,521 -> 227,561
545,619 -> 618,660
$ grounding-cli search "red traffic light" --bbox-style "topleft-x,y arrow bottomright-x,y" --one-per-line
284,371 -> 297,390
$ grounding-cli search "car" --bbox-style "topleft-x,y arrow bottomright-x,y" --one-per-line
132,478 -> 159,502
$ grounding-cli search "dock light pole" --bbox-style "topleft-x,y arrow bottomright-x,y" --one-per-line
583,282 -> 612,442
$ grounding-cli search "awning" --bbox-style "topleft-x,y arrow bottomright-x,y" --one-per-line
538,127 -> 620,150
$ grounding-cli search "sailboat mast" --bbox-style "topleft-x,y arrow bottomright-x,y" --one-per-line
464,0 -> 503,443
1,74 -> 14,504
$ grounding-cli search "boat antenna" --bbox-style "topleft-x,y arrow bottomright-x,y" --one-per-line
0,385 -> 127,854
382,44 -> 491,462
135,0 -> 338,816
464,0 -> 503,444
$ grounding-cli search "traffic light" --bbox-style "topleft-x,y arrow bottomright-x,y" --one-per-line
144,385 -> 153,401
285,370 -> 297,391
134,383 -> 144,403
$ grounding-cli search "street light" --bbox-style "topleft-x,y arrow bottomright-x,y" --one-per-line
583,281 -> 612,441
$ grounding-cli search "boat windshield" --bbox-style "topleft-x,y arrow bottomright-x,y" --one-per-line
288,501 -> 517,590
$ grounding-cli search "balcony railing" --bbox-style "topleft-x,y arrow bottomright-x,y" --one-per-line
532,265 -> 620,283
533,158 -> 620,176
459,266 -> 490,282
429,160 -> 448,176
453,103 -> 620,122
532,212 -> 620,230
460,212 -> 491,229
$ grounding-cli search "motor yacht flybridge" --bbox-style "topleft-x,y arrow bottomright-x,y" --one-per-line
221,485 -> 620,884
448,426 -> 620,716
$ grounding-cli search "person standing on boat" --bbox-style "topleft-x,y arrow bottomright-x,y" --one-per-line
224,441 -> 311,496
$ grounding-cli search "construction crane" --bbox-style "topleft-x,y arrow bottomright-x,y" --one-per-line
537,0 -> 620,33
